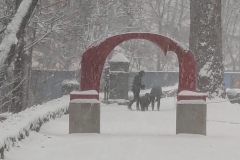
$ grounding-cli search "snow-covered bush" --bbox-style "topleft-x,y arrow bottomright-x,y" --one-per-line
61,79 -> 80,96
0,96 -> 70,159
226,89 -> 240,104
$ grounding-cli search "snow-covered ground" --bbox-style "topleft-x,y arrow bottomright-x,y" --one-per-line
4,97 -> 240,160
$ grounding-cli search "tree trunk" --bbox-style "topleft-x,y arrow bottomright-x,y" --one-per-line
189,0 -> 225,98
238,47 -> 240,71
21,23 -> 36,110
11,37 -> 25,113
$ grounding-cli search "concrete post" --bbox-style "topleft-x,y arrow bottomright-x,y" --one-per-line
69,99 -> 100,134
176,100 -> 207,136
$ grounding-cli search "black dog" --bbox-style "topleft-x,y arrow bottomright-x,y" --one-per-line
139,93 -> 151,111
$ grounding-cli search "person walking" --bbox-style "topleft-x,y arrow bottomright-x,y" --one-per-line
150,86 -> 162,111
128,70 -> 145,110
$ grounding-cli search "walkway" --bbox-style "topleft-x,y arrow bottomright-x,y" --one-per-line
5,97 -> 240,160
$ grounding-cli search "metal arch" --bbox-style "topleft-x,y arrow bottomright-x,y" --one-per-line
80,33 -> 196,99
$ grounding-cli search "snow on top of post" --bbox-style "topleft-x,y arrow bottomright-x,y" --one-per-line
178,90 -> 206,96
70,90 -> 98,95
70,99 -> 100,104
109,53 -> 130,63
177,100 -> 206,104
0,0 -> 33,67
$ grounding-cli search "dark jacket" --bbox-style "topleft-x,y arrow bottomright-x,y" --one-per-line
150,86 -> 162,98
132,74 -> 143,93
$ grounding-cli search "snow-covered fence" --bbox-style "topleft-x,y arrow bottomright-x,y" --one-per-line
0,70 -> 77,114
30,70 -> 77,106
0,95 -> 70,159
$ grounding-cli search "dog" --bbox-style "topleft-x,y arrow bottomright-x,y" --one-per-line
139,93 -> 151,111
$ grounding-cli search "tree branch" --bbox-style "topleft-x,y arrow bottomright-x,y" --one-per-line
0,0 -> 39,84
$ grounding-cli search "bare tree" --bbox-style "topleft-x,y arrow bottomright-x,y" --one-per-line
0,0 -> 39,113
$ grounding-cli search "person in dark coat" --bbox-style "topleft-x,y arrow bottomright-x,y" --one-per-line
140,93 -> 151,111
128,70 -> 145,110
150,86 -> 162,111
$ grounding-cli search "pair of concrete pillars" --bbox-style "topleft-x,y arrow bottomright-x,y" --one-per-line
68,90 -> 207,136
69,91 -> 100,134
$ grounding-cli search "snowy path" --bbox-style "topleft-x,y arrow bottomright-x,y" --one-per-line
5,97 -> 240,160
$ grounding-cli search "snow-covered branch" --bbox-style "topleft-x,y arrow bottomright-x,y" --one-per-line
0,0 -> 38,68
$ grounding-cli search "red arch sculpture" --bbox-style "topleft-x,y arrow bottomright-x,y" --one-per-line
81,33 -> 196,99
